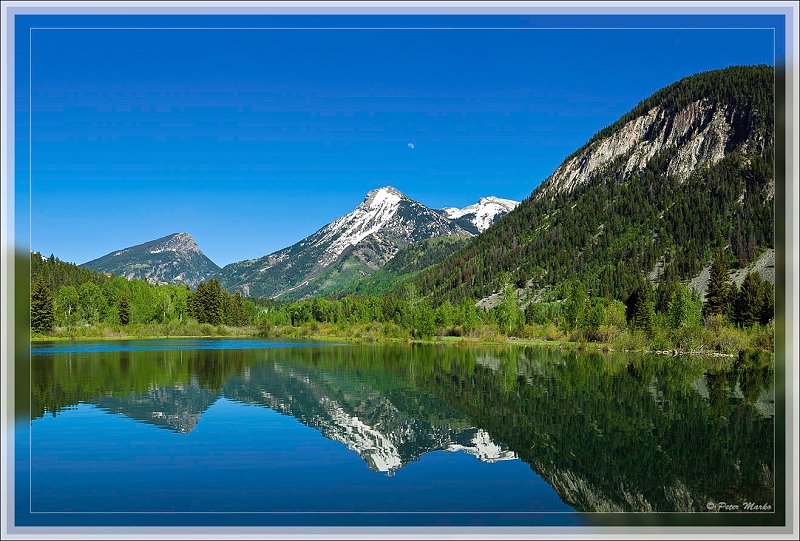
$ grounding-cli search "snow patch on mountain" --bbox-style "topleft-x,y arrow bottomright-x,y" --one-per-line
442,196 -> 520,232
314,187 -> 406,267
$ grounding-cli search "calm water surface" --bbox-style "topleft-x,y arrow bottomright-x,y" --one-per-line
17,339 -> 774,526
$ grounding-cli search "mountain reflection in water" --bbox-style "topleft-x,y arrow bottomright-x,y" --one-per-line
29,342 -> 774,512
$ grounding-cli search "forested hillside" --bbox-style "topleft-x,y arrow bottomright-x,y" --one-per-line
412,65 -> 774,305
30,253 -> 259,336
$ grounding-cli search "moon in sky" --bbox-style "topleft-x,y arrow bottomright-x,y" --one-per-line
407,143 -> 415,150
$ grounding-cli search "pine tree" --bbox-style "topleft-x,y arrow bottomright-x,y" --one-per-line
760,281 -> 775,324
626,278 -> 655,335
203,279 -> 224,325
118,293 -> 130,326
31,277 -> 54,333
734,272 -> 765,327
704,248 -> 731,317
189,282 -> 206,322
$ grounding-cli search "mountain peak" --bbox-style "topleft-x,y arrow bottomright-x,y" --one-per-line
82,231 -> 219,287
220,187 -> 470,298
150,232 -> 201,255
478,196 -> 517,206
362,186 -> 407,210
441,196 -> 520,233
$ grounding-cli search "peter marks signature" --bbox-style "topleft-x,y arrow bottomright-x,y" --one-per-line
706,501 -> 773,512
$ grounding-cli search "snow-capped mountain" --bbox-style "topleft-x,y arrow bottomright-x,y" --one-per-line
222,360 -> 517,475
220,186 -> 471,299
82,232 -> 221,287
79,188 -> 518,297
441,196 -> 520,233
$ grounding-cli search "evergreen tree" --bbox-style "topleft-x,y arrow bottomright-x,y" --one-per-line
734,272 -> 765,327
655,270 -> 679,314
204,279 -> 224,325
31,277 -> 54,333
705,248 -> 732,317
760,281 -> 775,324
118,293 -> 130,326
227,292 -> 247,326
626,279 -> 655,335
189,282 -> 206,322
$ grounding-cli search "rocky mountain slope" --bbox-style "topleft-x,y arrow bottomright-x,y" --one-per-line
412,65 -> 775,304
219,187 -> 473,299
82,232 -> 220,287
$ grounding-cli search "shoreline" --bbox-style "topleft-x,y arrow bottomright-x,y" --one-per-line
29,331 -> 763,358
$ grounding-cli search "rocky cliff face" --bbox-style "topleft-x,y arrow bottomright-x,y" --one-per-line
540,98 -> 769,197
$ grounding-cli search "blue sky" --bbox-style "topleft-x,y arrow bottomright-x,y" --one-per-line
19,15 -> 778,266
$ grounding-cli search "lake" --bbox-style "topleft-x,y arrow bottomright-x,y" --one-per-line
16,339 -> 775,526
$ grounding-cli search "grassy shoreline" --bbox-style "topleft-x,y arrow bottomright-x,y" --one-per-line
30,327 -> 765,358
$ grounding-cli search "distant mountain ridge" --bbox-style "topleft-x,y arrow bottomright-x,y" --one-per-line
218,187 -> 515,299
82,232 -> 220,288
78,188 -> 517,297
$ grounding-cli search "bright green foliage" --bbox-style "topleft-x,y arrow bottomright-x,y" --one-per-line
78,282 -> 107,323
32,253 -> 259,330
118,294 -> 131,326
667,284 -> 703,329
412,300 -> 436,339
31,277 -> 55,333
562,280 -> 588,331
495,281 -> 522,335
434,301 -> 454,330
55,285 -> 79,326
604,300 -> 628,328
155,288 -> 173,324
456,298 -> 479,333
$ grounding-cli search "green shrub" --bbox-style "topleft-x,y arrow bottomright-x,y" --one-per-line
612,329 -> 647,352
199,323 -> 215,336
545,325 -> 563,341
673,324 -> 709,352
748,321 -> 775,351
712,326 -> 749,354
